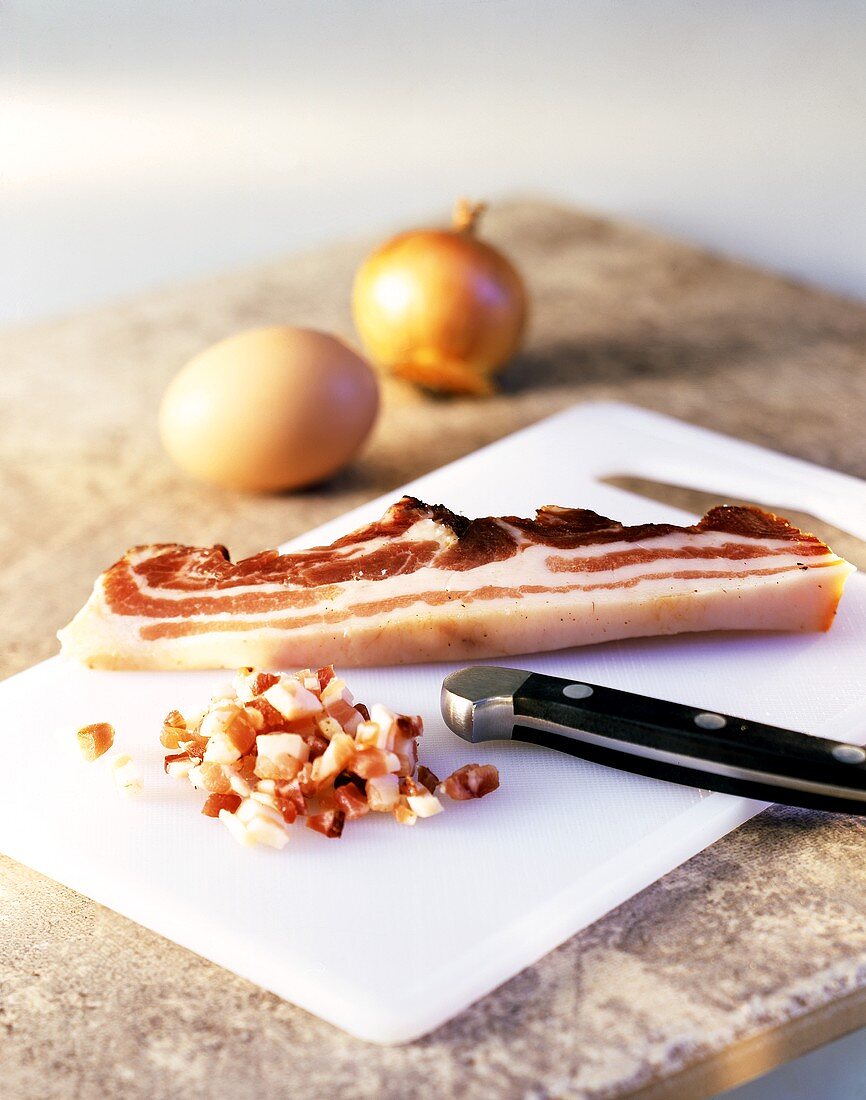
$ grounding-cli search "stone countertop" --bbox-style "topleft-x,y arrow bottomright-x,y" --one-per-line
3,200 -> 866,1099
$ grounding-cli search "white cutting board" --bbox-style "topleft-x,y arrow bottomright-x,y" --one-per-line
3,401 -> 866,1045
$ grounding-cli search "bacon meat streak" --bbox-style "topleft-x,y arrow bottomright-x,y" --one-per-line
58,497 -> 855,670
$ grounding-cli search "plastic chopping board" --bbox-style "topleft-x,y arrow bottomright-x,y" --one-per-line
3,401 -> 866,1044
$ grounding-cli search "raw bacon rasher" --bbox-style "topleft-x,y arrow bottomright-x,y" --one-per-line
58,496 -> 855,670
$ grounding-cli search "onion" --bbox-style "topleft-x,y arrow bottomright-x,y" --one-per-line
351,199 -> 528,395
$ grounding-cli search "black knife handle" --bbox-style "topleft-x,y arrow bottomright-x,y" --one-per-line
512,672 -> 866,815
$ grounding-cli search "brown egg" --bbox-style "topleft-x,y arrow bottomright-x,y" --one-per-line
159,326 -> 379,492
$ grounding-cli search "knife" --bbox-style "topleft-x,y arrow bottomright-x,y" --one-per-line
600,474 -> 866,571
441,666 -> 866,814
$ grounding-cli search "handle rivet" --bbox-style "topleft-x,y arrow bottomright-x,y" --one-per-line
563,683 -> 594,700
694,712 -> 727,730
832,744 -> 866,765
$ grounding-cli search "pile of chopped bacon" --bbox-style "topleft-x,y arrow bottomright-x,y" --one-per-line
161,666 -> 499,848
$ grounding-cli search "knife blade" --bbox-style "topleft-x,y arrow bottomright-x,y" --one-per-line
441,666 -> 866,814
600,474 -> 866,570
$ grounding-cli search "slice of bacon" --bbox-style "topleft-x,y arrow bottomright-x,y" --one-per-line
58,497 -> 855,670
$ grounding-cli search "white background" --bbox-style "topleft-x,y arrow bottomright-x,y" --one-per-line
2,0 -> 865,329
3,2 -> 866,1093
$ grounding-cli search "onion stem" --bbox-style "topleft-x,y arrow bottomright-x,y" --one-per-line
452,198 -> 487,235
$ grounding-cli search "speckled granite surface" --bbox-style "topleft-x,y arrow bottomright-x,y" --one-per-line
3,200 -> 866,1098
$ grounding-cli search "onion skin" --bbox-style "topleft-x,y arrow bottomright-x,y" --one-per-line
352,203 -> 528,395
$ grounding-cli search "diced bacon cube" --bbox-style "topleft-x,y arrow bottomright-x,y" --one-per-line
200,702 -> 257,759
401,778 -> 443,818
417,765 -> 440,793
224,715 -> 257,755
184,709 -> 206,731
392,734 -> 418,777
219,807 -> 253,846
274,781 -> 306,814
249,786 -> 282,814
369,699 -> 396,734
407,792 -> 441,818
273,780 -> 306,823
315,715 -> 344,742
321,676 -> 353,708
235,752 -> 259,784
258,732 -> 309,761
323,698 -> 362,735
203,733 -> 238,765
263,678 -> 323,721
441,764 -> 500,800
189,761 -> 232,794
236,796 -> 282,827
396,714 -> 423,740
231,668 -> 255,702
253,733 -> 309,780
159,710 -> 187,749
351,747 -> 401,779
296,669 -> 321,694
273,797 -> 299,824
321,676 -> 362,734
354,720 -> 388,750
310,732 -> 355,786
306,810 -> 345,838
315,784 -> 338,811
243,705 -> 265,731
393,802 -> 417,826
164,750 -> 192,775
230,797 -> 290,849
253,756 -> 299,783
317,665 -> 336,691
393,715 -> 423,776
353,708 -> 421,772
244,696 -> 289,733
234,669 -> 279,701
251,671 -> 280,695
366,773 -> 399,812
296,763 -> 317,798
290,717 -> 318,736
111,753 -> 143,797
229,773 -> 252,799
305,731 -> 329,761
246,815 -> 290,849
202,792 -> 241,817
77,722 -> 115,762
178,735 -> 207,759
